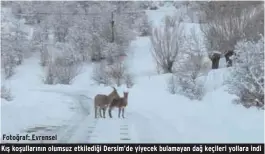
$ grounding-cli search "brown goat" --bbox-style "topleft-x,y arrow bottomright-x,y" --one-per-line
108,92 -> 129,118
94,87 -> 120,118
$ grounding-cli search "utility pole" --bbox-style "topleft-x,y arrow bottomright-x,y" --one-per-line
111,12 -> 114,43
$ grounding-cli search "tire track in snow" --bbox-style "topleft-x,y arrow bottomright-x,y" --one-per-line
88,118 -> 121,143
31,89 -> 93,143
68,116 -> 98,143
127,111 -> 158,143
87,111 -> 135,143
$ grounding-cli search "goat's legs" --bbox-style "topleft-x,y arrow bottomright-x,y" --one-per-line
99,108 -> 103,118
122,108 -> 125,118
118,108 -> 121,118
94,106 -> 97,118
108,108 -> 113,118
102,108 -> 106,118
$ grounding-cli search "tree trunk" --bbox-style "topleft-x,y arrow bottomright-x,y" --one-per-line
166,61 -> 173,73
225,50 -> 234,67
210,53 -> 221,69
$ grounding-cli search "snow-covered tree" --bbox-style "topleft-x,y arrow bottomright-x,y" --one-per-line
168,29 -> 206,100
92,60 -> 133,87
150,15 -> 185,73
198,1 -> 263,69
227,37 -> 264,109
43,43 -> 82,85
135,13 -> 152,36
1,8 -> 30,78
103,43 -> 123,65
1,85 -> 13,101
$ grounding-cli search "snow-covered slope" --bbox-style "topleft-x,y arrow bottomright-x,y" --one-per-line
1,55 -> 91,143
1,4 -> 263,144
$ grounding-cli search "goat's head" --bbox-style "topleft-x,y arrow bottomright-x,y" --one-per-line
109,86 -> 120,100
123,91 -> 129,99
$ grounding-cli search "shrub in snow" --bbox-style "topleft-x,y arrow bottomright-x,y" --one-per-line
43,63 -> 56,85
168,75 -> 205,100
39,47 -> 50,67
90,34 -> 106,62
1,7 -> 31,78
53,57 -> 82,85
150,15 -> 184,74
168,29 -> 207,100
92,61 -> 134,87
43,44 -> 82,85
226,37 -> 264,109
158,1 -> 165,7
108,61 -> 131,87
1,85 -> 13,101
149,3 -> 158,10
139,2 -> 150,9
136,14 -> 152,36
1,53 -> 16,79
170,54 -> 206,101
92,62 -> 111,86
103,43 -> 123,65
164,15 -> 178,28
124,73 -> 134,88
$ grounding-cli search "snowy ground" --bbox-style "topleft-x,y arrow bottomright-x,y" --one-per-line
1,5 -> 264,143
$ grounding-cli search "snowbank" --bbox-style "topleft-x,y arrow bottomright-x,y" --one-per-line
126,71 -> 264,143
1,56 -> 91,143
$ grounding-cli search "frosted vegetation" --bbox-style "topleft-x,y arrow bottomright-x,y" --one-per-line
1,1 -> 264,110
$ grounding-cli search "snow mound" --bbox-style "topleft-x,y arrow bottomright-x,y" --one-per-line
198,68 -> 232,92
126,70 -> 264,143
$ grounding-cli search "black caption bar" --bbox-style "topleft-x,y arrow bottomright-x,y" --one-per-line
1,144 -> 264,153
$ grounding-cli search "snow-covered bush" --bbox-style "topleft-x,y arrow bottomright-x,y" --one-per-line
108,61 -> 127,87
43,62 -> 56,85
124,73 -> 134,88
44,59 -> 82,85
167,75 -> 205,100
1,53 -> 16,79
150,15 -> 184,73
149,3 -> 158,10
92,62 -> 111,86
226,37 -> 264,109
103,43 -> 123,65
1,85 -> 13,101
39,43 -> 50,67
53,57 -> 82,85
89,33 -> 106,62
43,44 -> 82,85
180,77 -> 204,100
66,21 -> 92,62
92,61 -> 133,87
1,8 -> 30,78
164,15 -> 179,28
171,53 -> 206,100
167,28 -> 207,100
139,2 -> 150,9
136,14 -> 152,36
